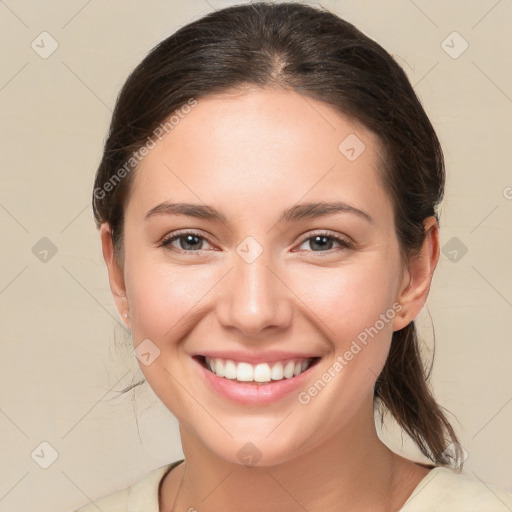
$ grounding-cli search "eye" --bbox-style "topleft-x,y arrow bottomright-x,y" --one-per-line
294,231 -> 354,253
160,231 -> 215,253
159,230 -> 354,255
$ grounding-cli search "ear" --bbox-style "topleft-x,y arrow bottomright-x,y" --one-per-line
392,216 -> 440,331
99,223 -> 131,329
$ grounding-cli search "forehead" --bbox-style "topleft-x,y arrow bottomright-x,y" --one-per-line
127,87 -> 392,227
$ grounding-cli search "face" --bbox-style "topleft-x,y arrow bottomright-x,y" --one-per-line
101,87 -> 433,466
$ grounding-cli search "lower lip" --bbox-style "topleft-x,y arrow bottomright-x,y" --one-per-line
194,357 -> 319,405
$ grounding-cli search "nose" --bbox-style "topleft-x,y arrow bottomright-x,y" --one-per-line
216,248 -> 294,337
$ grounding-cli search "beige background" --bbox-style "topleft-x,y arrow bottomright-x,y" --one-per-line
0,0 -> 511,510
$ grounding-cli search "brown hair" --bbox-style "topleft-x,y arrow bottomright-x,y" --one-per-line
93,2 -> 463,468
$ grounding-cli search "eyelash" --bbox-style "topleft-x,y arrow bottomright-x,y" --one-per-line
159,230 -> 354,255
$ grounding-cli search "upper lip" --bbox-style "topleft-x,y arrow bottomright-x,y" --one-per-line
194,350 -> 321,364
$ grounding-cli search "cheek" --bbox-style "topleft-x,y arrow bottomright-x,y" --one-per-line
125,239 -> 401,354
288,258 -> 401,379
126,259 -> 212,341
292,258 -> 399,333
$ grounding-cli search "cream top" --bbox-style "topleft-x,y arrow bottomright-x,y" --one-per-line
73,459 -> 512,511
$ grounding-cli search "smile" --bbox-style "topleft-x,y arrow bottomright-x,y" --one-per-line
193,355 -> 322,405
202,356 -> 316,383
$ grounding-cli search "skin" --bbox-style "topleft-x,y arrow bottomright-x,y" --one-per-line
100,87 -> 440,512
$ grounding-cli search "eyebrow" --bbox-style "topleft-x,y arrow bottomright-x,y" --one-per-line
144,201 -> 373,224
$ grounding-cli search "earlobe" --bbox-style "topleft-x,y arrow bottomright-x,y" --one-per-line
392,217 -> 440,331
99,223 -> 131,328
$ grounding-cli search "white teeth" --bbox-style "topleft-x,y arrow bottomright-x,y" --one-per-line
236,362 -> 253,382
214,358 -> 225,378
203,356 -> 314,382
283,361 -> 295,378
224,359 -> 237,379
270,362 -> 284,380
253,363 -> 271,383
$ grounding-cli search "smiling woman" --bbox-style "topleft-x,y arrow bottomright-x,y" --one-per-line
74,2 -> 512,512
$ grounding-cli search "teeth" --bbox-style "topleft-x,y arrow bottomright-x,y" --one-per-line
204,356 -> 314,383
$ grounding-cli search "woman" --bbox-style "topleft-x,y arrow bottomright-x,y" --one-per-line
76,2 -> 512,511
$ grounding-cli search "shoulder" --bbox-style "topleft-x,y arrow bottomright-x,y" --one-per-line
72,460 -> 183,512
72,486 -> 129,512
400,466 -> 512,511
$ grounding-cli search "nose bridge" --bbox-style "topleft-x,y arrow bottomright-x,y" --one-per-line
218,242 -> 292,336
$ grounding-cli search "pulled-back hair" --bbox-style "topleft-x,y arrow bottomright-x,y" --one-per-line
92,2 -> 463,468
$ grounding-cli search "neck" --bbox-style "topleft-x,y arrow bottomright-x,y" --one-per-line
160,399 -> 429,512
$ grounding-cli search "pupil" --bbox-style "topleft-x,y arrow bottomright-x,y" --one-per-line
182,235 -> 201,250
311,235 -> 332,251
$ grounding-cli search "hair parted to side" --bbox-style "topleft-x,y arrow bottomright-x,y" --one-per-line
92,2 -> 463,469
